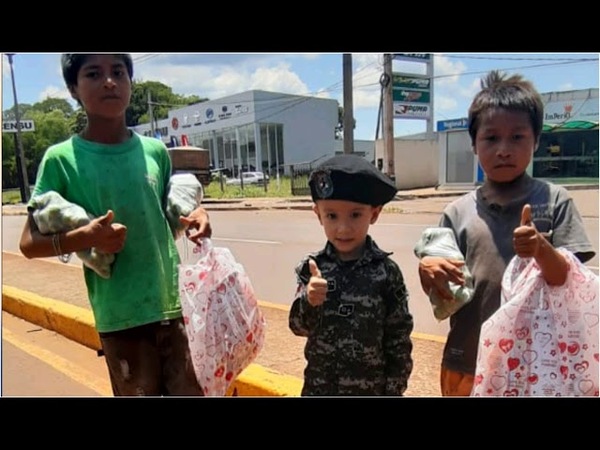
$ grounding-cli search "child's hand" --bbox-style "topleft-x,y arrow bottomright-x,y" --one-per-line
306,259 -> 328,307
88,210 -> 127,253
513,204 -> 542,258
180,207 -> 212,244
418,256 -> 465,301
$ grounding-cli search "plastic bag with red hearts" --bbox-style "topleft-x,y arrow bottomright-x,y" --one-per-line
178,238 -> 266,396
472,248 -> 598,397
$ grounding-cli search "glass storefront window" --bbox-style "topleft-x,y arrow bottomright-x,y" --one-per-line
533,130 -> 599,178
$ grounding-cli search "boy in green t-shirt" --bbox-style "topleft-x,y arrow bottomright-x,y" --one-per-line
19,54 -> 212,396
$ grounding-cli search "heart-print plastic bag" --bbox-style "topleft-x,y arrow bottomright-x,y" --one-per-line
472,248 -> 598,397
179,238 -> 266,396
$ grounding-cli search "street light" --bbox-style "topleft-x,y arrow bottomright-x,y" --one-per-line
6,53 -> 31,203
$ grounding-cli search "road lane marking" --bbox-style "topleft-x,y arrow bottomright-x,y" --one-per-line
3,328 -> 111,397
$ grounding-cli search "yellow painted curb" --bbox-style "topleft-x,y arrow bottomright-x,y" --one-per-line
2,284 -> 302,397
3,285 -> 101,351
228,364 -> 303,397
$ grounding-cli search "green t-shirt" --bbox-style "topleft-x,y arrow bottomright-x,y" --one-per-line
29,132 -> 182,332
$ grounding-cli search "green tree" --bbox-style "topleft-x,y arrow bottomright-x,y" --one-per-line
22,109 -> 72,183
127,80 -> 207,126
31,98 -> 74,117
2,103 -> 33,121
2,133 -> 18,189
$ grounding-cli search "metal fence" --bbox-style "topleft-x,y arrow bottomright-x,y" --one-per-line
290,162 -> 313,196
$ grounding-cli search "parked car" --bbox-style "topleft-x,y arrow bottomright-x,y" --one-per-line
225,171 -> 269,186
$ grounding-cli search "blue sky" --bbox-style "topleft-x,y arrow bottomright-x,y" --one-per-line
2,52 -> 598,140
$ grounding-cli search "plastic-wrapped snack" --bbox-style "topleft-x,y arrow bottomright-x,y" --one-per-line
165,173 -> 204,239
29,191 -> 115,279
414,227 -> 474,321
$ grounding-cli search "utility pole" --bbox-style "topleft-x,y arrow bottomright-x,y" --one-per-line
382,53 -> 395,181
342,53 -> 354,154
6,53 -> 31,203
148,91 -> 155,137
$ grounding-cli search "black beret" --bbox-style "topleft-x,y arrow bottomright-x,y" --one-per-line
309,154 -> 397,206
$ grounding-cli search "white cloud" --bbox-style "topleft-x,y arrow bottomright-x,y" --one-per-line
559,82 -> 574,91
134,59 -> 311,101
351,54 -> 383,110
249,65 -> 310,94
39,86 -> 71,102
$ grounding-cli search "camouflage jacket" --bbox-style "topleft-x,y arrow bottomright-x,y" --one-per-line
289,236 -> 414,396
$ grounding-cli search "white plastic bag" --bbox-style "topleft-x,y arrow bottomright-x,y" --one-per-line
472,248 -> 599,397
165,173 -> 204,240
179,238 -> 266,396
414,227 -> 474,321
30,191 -> 115,279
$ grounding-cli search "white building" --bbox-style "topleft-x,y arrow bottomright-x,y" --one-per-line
131,90 -> 339,177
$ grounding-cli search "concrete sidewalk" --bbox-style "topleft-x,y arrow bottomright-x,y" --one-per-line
2,183 -> 597,396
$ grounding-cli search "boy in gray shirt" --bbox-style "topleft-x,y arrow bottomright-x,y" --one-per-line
417,70 -> 595,396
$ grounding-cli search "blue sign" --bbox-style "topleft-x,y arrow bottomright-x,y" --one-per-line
393,53 -> 431,62
437,117 -> 468,132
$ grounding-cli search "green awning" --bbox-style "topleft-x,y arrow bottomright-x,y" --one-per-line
543,120 -> 599,132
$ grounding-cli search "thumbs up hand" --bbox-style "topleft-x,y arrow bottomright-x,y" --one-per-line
89,210 -> 127,254
306,258 -> 328,307
513,204 -> 542,258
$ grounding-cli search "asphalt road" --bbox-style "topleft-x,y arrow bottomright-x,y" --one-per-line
2,210 -> 453,338
2,203 -> 597,338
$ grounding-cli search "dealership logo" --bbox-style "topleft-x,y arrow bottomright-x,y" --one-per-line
206,108 -> 214,119
171,117 -> 179,130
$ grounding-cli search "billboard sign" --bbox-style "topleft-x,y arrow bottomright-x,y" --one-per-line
393,53 -> 431,63
392,89 -> 430,104
393,102 -> 431,119
2,119 -> 35,133
392,74 -> 431,90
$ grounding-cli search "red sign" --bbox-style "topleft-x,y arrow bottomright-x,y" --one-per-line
171,117 -> 179,130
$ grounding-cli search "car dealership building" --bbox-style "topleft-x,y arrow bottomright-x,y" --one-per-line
131,89 -> 339,177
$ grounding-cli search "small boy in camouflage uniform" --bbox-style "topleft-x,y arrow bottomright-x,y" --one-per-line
289,154 -> 414,396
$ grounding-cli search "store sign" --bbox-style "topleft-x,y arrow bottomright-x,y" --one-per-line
392,74 -> 431,90
393,53 -> 431,62
393,102 -> 431,119
543,99 -> 598,123
393,89 -> 430,104
2,119 -> 35,133
437,118 -> 468,131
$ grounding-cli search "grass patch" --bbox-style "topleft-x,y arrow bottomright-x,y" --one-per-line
2,188 -> 25,205
205,176 -> 295,199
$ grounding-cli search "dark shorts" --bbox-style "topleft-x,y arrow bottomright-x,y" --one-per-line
98,318 -> 204,396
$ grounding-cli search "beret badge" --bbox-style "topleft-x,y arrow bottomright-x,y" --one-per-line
313,170 -> 333,199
